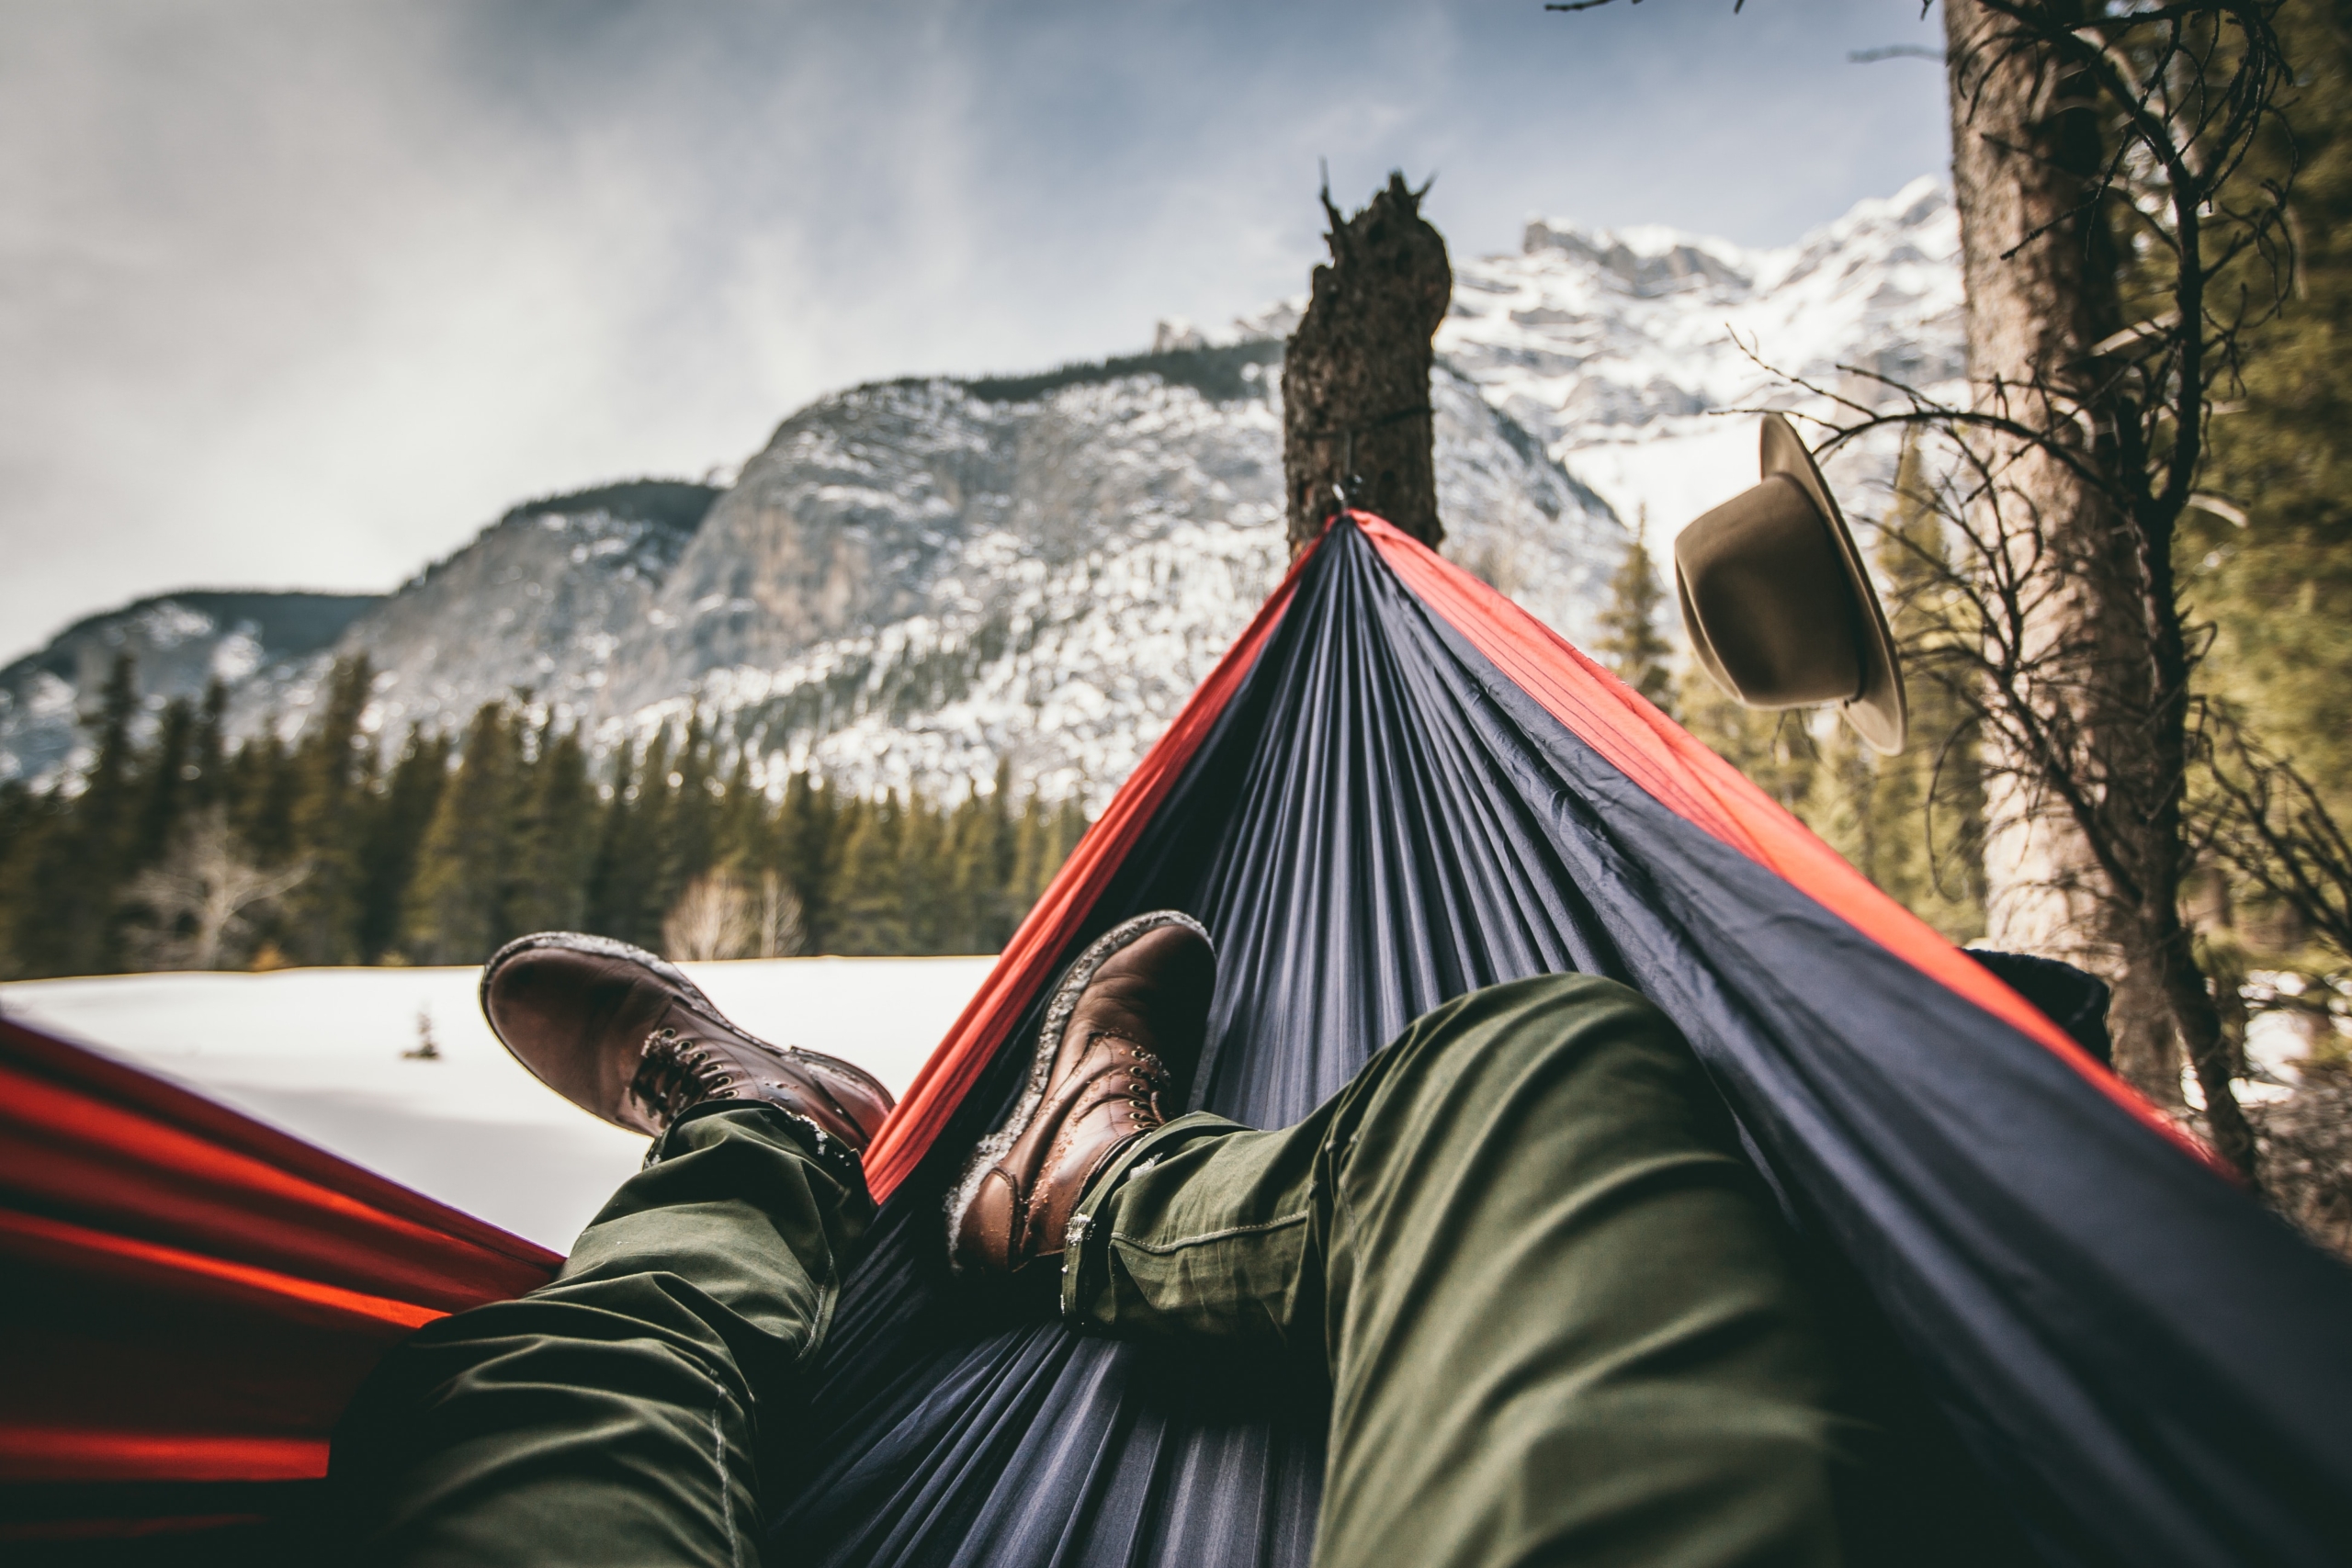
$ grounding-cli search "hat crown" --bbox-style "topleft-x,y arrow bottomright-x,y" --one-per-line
1676,474 -> 1864,708
1671,414 -> 1907,754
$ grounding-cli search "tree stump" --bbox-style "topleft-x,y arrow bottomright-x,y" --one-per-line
1282,173 -> 1453,554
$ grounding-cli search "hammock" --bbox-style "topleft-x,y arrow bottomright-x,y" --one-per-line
6,513 -> 2349,1566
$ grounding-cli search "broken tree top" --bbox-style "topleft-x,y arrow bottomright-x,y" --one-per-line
1283,173 -> 1453,552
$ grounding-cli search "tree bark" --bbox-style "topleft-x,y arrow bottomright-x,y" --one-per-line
1942,0 -> 2258,1178
1282,174 -> 1453,554
1944,0 -> 2126,970
1943,3 -> 2149,1045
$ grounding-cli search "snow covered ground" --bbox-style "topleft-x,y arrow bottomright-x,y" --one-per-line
0,956 -> 997,1252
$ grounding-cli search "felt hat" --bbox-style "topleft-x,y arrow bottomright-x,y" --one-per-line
1673,413 -> 1907,754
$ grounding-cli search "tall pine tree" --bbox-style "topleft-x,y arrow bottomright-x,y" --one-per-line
2199,0 -> 2352,830
402,702 -> 524,964
508,719 -> 598,937
1594,511 -> 1677,716
829,795 -> 907,955
61,653 -> 142,974
356,728 -> 451,962
284,656 -> 376,963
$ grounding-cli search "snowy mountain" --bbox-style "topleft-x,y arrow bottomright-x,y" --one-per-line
0,347 -> 1618,804
1204,176 -> 1962,531
249,480 -> 721,755
0,591 -> 381,784
360,346 -> 1613,803
0,180 -> 1962,804
1440,175 -> 1962,538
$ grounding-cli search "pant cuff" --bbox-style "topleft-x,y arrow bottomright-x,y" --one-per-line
660,1099 -> 866,1193
1059,1110 -> 1236,1325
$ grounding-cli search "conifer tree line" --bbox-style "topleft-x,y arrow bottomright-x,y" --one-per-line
0,656 -> 1089,978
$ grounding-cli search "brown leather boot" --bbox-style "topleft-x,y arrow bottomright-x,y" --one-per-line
480,931 -> 894,1178
950,911 -> 1215,1276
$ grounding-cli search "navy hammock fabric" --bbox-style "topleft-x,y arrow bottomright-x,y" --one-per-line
6,511 -> 2352,1566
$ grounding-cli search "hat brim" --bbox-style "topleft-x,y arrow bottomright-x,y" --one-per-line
1758,414 -> 1907,754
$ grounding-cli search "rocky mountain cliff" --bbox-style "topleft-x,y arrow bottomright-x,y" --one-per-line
357,347 -> 1617,802
3,180 -> 1962,805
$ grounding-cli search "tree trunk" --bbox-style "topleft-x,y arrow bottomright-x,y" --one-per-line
1943,0 -> 2257,1178
1943,2 -> 2147,1052
1282,174 -> 1453,554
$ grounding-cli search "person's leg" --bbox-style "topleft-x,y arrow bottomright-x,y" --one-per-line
1068,973 -> 1864,1568
330,1101 -> 871,1567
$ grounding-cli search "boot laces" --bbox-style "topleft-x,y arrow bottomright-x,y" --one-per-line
1084,1030 -> 1168,1120
630,1027 -> 741,1128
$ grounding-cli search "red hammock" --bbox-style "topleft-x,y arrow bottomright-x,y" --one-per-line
0,1012 -> 559,1547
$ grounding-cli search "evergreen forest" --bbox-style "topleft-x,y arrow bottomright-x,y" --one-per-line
0,655 -> 1088,978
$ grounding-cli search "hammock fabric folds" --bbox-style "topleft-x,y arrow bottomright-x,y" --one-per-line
0,1011 -> 560,1553
778,514 -> 2352,1568
6,512 -> 2351,1565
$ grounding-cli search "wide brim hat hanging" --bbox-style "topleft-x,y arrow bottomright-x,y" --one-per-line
1673,413 -> 1907,754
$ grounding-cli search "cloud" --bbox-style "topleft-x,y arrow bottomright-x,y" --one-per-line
0,0 -> 1950,655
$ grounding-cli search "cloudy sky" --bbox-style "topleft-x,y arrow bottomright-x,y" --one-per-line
0,0 -> 1951,653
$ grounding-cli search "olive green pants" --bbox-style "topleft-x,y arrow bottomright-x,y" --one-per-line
332,1100 -> 873,1565
334,975 -> 1861,1567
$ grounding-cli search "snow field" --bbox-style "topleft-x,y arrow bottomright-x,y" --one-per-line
0,956 -> 998,1252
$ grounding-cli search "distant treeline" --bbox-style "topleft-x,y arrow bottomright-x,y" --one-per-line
0,655 -> 1087,979
961,338 -> 1283,405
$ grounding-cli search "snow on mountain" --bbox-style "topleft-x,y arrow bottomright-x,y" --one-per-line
1440,175 -> 1963,539
318,502 -> 705,747
559,353 -> 1618,803
0,346 -> 1604,806
1,180 -> 1962,804
0,591 -> 381,784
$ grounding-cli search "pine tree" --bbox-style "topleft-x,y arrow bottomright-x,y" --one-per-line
61,652 -> 142,974
130,696 -> 197,870
1052,796 -> 1090,885
654,713 -> 719,927
0,781 -> 68,977
712,750 -> 770,876
1675,664 -> 1817,817
1781,442 -> 1989,942
232,727 -> 300,870
2199,0 -> 2352,829
402,702 -> 524,964
1807,715 -> 1880,883
356,728 -> 451,962
284,656 -> 376,963
1595,511 -> 1677,716
585,730 -> 668,947
582,738 -> 637,943
829,795 -> 906,954
508,720 -> 598,936
1868,449 -> 1986,941
893,792 -> 944,952
943,771 -> 1014,953
189,679 -> 228,809
778,772 -> 839,949
1008,794 -> 1050,915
